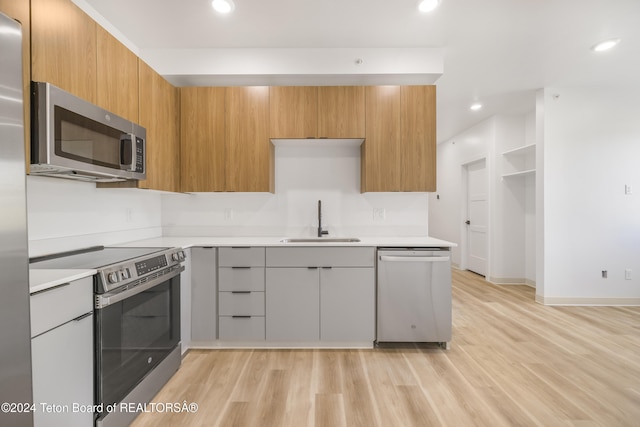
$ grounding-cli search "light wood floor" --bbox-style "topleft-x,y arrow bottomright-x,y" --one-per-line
131,269 -> 640,427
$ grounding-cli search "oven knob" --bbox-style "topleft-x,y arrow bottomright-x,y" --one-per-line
171,253 -> 180,262
178,250 -> 185,260
108,272 -> 120,283
121,268 -> 130,279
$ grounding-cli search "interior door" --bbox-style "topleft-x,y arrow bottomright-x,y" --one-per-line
466,159 -> 488,276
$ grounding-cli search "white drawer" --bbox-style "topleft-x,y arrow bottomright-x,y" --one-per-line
219,267 -> 265,291
219,291 -> 265,316
30,276 -> 93,338
219,247 -> 265,267
219,316 -> 265,341
266,247 -> 375,267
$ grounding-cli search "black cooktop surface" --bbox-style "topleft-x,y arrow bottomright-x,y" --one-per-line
30,246 -> 169,269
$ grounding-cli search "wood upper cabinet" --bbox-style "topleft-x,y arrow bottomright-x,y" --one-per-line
400,85 -> 436,192
270,86 -> 365,139
180,87 -> 226,192
317,86 -> 365,138
31,0 -> 97,104
226,86 -> 274,193
362,86 -> 402,192
137,61 -> 180,192
270,86 -> 318,138
361,85 -> 436,192
96,26 -> 139,123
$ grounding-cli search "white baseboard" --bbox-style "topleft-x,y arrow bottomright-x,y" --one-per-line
488,276 -> 536,288
535,295 -> 640,306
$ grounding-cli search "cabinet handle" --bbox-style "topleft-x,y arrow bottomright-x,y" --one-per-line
231,247 -> 251,249
74,312 -> 92,322
231,266 -> 251,269
232,315 -> 251,318
231,291 -> 251,294
322,266 -> 333,270
307,267 -> 318,270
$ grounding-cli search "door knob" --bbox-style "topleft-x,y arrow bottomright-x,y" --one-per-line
465,220 -> 471,225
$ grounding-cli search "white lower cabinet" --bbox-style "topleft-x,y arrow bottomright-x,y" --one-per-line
30,277 -> 93,427
180,248 -> 192,353
265,247 -> 375,343
266,267 -> 320,341
218,247 -> 266,341
190,247 -> 217,343
320,267 -> 375,341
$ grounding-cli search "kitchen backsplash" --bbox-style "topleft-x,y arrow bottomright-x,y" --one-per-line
26,176 -> 162,257
162,145 -> 429,238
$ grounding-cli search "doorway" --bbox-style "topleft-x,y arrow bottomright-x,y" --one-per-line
463,158 -> 488,276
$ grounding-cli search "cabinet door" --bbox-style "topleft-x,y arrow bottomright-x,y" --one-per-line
400,85 -> 436,191
31,0 -> 97,104
362,86 -> 402,192
32,313 -> 93,427
226,86 -> 274,192
138,60 -> 180,192
180,248 -> 192,353
266,268 -> 319,341
317,86 -> 365,138
181,87 -> 226,192
190,247 -> 217,342
270,86 -> 318,138
320,268 -> 375,342
96,26 -> 139,122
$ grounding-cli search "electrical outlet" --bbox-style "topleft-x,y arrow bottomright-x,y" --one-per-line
625,184 -> 633,195
602,270 -> 608,279
224,208 -> 234,221
625,269 -> 632,280
125,208 -> 132,223
373,208 -> 386,222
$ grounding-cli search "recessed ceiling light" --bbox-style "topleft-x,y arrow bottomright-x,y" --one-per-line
212,0 -> 235,14
418,0 -> 441,13
470,103 -> 482,111
591,38 -> 621,52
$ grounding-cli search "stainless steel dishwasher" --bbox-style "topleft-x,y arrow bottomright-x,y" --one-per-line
376,248 -> 452,348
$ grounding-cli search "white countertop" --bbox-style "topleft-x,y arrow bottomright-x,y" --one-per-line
29,269 -> 96,294
114,235 -> 457,249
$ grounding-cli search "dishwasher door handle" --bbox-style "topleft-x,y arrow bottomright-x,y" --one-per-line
379,255 -> 450,262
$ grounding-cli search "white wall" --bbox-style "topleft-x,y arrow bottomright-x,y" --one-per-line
26,177 -> 162,257
429,118 -> 494,268
539,86 -> 640,303
163,144 -> 429,237
429,113 -> 535,283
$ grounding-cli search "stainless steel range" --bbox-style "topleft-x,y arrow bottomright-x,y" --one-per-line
31,246 -> 186,427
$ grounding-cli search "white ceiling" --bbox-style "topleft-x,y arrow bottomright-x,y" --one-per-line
79,0 -> 640,143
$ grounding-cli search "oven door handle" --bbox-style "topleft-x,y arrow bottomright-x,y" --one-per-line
95,265 -> 184,309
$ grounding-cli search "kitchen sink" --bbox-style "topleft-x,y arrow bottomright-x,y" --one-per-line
280,238 -> 361,243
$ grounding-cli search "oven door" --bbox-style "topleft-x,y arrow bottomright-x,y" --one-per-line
95,268 -> 181,408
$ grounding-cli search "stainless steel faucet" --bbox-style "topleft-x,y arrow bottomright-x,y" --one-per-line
317,200 -> 329,238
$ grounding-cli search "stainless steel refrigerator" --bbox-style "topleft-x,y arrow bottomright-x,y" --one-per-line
0,11 -> 34,427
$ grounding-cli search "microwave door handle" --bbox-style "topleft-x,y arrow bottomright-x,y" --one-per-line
121,133 -> 136,171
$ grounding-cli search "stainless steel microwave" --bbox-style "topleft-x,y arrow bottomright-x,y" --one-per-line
30,81 -> 146,182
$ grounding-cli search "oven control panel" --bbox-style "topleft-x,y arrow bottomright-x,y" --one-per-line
135,254 -> 168,276
97,248 -> 187,293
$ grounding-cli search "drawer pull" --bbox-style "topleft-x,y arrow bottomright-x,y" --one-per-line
307,267 -> 318,270
74,312 -> 93,322
232,315 -> 251,318
231,266 -> 251,269
322,266 -> 333,270
231,291 -> 251,294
